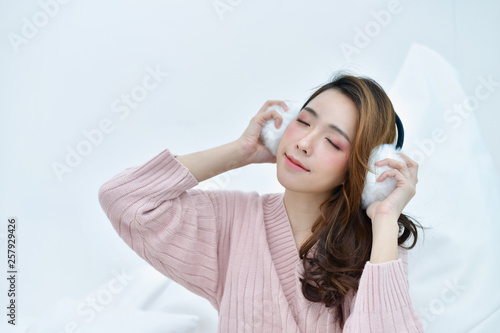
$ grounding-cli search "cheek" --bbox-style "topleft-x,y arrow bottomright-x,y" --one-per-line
319,153 -> 349,173
282,123 -> 297,138
280,123 -> 298,146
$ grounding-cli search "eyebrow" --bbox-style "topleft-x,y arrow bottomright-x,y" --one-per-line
302,107 -> 352,145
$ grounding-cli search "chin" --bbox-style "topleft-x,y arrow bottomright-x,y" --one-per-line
276,166 -> 306,192
276,163 -> 288,188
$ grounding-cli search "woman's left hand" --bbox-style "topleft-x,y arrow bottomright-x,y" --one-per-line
366,152 -> 419,222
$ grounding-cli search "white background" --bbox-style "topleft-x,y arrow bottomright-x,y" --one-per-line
1,0 -> 499,332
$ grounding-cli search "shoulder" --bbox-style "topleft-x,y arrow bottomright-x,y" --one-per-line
184,187 -> 273,210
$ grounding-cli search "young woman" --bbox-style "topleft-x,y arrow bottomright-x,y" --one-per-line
98,73 -> 425,332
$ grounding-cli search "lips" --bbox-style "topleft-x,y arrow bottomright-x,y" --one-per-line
285,154 -> 309,171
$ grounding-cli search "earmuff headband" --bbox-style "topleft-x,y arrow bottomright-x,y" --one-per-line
394,112 -> 404,150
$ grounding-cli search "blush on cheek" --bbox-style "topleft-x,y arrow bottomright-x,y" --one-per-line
326,155 -> 348,169
284,123 -> 297,136
280,125 -> 294,144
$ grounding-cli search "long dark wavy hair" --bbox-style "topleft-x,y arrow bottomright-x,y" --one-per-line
297,71 -> 426,329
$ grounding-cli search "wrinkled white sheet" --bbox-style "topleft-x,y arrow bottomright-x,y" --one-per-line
22,43 -> 500,333
389,43 -> 500,332
25,264 -> 217,333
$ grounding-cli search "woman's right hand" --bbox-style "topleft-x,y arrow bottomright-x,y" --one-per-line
235,100 -> 289,165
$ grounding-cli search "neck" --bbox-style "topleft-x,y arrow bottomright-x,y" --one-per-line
282,190 -> 326,234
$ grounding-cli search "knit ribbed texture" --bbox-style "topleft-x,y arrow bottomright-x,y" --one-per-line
98,148 -> 424,332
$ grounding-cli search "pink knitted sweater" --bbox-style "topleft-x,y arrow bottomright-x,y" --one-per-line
98,148 -> 424,332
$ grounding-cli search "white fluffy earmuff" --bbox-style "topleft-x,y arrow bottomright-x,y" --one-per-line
259,100 -> 302,156
259,100 -> 404,210
361,143 -> 406,209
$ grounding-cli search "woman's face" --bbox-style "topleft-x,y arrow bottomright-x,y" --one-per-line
277,89 -> 358,195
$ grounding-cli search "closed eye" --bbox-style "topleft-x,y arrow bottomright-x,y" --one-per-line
327,139 -> 341,151
295,119 -> 341,150
296,119 -> 309,126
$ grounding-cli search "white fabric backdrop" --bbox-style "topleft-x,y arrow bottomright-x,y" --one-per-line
1,0 -> 499,332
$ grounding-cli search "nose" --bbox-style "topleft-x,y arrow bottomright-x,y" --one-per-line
296,132 -> 315,155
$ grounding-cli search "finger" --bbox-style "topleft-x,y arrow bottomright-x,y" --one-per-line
377,168 -> 405,183
258,109 -> 283,128
376,169 -> 417,204
259,100 -> 289,113
397,152 -> 418,169
375,158 -> 410,177
396,153 -> 419,182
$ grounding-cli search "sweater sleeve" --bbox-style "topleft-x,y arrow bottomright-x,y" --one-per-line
343,246 -> 424,332
97,148 -> 234,311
